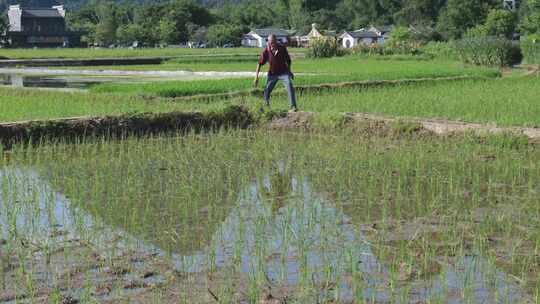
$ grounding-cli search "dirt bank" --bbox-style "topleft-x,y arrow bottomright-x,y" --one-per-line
268,111 -> 539,142
344,112 -> 540,142
0,106 -> 253,149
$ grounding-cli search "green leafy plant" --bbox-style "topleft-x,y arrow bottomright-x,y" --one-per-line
307,37 -> 342,58
521,34 -> 540,64
455,36 -> 522,67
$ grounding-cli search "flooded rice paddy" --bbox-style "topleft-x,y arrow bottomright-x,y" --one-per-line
1,130 -> 538,303
0,68 -> 255,90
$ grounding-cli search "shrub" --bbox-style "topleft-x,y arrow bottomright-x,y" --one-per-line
455,36 -> 522,67
521,35 -> 540,64
384,39 -> 423,55
307,37 -> 341,58
351,43 -> 386,56
421,41 -> 458,60
483,9 -> 517,39
384,26 -> 423,55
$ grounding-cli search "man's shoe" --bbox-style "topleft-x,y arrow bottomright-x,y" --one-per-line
288,107 -> 298,113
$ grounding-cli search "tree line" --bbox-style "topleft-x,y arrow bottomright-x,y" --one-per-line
2,0 -> 540,47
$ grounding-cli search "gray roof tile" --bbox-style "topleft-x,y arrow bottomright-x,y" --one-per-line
22,9 -> 62,18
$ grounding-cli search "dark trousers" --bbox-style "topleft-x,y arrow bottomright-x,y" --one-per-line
264,73 -> 297,108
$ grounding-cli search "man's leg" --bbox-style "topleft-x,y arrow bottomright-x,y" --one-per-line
264,74 -> 279,106
280,74 -> 297,110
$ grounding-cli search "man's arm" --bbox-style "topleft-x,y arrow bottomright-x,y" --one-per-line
254,48 -> 267,87
254,63 -> 261,87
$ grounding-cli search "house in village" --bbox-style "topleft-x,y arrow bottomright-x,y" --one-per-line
290,23 -> 337,48
340,25 -> 393,49
368,25 -> 393,44
241,28 -> 291,48
6,5 -> 80,47
340,29 -> 379,49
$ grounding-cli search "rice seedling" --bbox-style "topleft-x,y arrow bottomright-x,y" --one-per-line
0,129 -> 537,302
2,75 -> 536,130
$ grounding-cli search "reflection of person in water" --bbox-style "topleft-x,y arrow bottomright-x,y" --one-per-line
261,164 -> 293,216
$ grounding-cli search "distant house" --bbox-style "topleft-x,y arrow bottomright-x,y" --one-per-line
367,25 -> 393,44
290,23 -> 337,48
241,28 -> 291,48
340,25 -> 393,48
340,30 -> 379,48
6,5 -> 80,47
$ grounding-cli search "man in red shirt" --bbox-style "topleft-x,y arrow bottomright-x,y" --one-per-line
254,34 -> 298,112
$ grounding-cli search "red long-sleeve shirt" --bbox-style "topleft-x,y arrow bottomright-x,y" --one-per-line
259,44 -> 292,76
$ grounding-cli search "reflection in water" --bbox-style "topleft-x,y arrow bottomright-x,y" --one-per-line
0,68 -> 258,90
0,74 -> 106,90
0,168 -> 532,303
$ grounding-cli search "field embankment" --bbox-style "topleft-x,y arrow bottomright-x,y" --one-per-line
0,73 -> 538,146
0,106 -> 252,148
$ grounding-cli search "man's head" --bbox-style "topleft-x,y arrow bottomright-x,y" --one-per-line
268,34 -> 277,47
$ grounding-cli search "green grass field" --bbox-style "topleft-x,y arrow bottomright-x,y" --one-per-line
89,57 -> 499,97
256,77 -> 540,127
1,76 -> 538,128
0,47 -> 282,59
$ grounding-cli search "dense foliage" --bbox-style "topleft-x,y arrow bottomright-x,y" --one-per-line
455,37 -> 522,67
2,0 -> 540,50
37,0 -> 504,46
521,34 -> 540,63
307,37 -> 340,58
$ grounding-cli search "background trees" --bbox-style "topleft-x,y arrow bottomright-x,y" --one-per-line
7,0 -> 529,46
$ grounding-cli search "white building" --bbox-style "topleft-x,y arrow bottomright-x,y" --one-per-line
340,26 -> 393,49
340,30 -> 379,48
241,28 -> 290,48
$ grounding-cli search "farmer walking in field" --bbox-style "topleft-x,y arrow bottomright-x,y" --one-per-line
254,34 -> 298,112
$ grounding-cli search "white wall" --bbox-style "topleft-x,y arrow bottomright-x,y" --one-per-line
342,37 -> 356,48
8,5 -> 22,31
